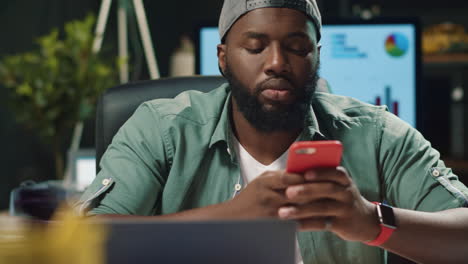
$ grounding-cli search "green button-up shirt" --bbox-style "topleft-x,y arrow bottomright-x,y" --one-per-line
77,84 -> 468,264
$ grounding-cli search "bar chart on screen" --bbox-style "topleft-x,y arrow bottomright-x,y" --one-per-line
374,86 -> 399,116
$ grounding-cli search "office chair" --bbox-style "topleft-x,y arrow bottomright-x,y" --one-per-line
95,75 -> 227,171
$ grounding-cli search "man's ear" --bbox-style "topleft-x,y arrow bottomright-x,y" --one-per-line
217,44 -> 227,75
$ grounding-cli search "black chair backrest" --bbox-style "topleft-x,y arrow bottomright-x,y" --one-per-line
95,76 -> 227,171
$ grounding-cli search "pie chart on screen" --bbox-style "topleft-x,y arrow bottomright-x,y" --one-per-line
385,33 -> 409,57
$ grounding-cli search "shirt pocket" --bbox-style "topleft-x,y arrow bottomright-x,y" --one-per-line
74,178 -> 115,216
428,167 -> 468,207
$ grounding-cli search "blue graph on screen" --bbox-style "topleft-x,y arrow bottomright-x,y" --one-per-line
331,34 -> 367,59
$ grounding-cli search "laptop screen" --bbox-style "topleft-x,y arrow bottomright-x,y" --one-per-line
102,219 -> 297,264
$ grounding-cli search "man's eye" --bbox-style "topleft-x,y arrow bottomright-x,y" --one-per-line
288,47 -> 309,56
246,48 -> 263,54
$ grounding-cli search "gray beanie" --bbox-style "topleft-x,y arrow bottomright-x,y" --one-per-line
219,0 -> 322,42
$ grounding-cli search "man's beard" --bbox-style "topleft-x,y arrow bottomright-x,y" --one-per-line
225,63 -> 319,133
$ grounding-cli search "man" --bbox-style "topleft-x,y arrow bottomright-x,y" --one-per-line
77,0 -> 468,263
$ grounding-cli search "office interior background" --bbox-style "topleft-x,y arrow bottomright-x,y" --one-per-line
1,0 -> 468,211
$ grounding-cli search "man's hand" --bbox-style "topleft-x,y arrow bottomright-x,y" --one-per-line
223,171 -> 305,219
278,167 -> 380,242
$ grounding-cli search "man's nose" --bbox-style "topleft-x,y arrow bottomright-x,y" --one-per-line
263,43 -> 290,76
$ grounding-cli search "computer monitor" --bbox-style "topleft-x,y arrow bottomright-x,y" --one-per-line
68,149 -> 96,191
195,18 -> 421,128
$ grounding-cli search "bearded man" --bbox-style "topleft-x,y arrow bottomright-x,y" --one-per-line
78,1 -> 468,263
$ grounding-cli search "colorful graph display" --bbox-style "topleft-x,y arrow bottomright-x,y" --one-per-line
319,24 -> 416,127
385,33 -> 409,57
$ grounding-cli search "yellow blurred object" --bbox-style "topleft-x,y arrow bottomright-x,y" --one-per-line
423,23 -> 468,54
0,206 -> 107,264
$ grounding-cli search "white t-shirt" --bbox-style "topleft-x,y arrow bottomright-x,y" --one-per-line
232,136 -> 303,264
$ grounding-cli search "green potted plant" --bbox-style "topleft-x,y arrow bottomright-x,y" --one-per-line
0,14 -> 119,179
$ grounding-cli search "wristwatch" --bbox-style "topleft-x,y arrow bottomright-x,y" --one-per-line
364,202 -> 397,246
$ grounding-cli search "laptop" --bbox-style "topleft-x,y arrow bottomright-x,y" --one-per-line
102,219 -> 297,264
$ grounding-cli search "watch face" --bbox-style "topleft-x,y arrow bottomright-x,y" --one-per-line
379,204 -> 397,229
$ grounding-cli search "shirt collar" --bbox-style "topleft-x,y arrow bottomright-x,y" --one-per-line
300,104 -> 328,141
209,85 -> 233,149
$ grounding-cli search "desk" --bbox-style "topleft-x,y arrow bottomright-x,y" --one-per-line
0,210 -> 26,232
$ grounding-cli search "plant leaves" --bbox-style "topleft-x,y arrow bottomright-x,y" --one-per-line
0,13 -> 119,178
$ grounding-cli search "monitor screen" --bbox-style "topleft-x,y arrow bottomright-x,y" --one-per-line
69,149 -> 96,191
76,156 -> 96,191
195,19 -> 420,128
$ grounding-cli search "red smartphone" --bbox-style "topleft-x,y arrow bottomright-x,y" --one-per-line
286,141 -> 343,173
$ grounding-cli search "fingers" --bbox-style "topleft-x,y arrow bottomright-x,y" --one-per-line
278,199 -> 347,219
255,167 -> 350,192
257,170 -> 306,190
303,167 -> 351,186
249,168 -> 356,224
283,167 -> 354,204
285,181 -> 353,204
253,190 -> 290,217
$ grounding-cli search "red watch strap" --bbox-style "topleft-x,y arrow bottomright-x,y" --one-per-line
364,202 -> 395,246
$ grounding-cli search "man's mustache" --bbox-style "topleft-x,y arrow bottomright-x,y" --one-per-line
257,76 -> 295,93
